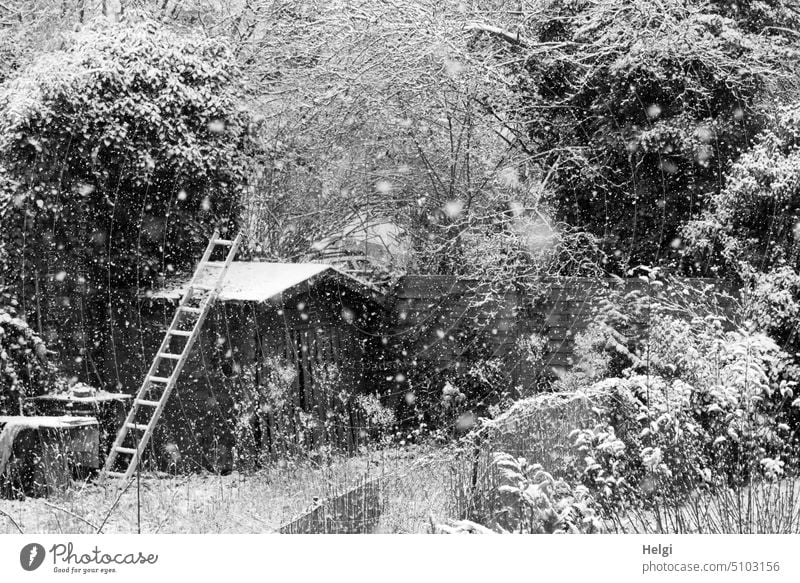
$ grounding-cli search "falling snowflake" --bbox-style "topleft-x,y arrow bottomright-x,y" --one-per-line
444,200 -> 463,219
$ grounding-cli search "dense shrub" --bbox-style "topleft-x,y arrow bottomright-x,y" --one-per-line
442,451 -> 603,534
0,17 -> 257,377
475,0 -> 800,269
0,308 -> 59,414
744,267 -> 800,354
563,280 -> 800,523
459,272 -> 800,533
684,103 -> 800,275
0,18 -> 253,292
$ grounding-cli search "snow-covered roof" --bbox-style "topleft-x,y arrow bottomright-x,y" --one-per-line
146,261 -> 375,303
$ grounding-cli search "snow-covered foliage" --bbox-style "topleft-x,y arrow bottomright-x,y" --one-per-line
456,272 -> 800,532
684,103 -> 800,275
445,451 -> 603,534
552,290 -> 800,528
0,17 -> 254,294
469,0 -> 800,270
231,355 -> 396,469
0,308 -> 58,414
0,16 -> 258,379
744,267 -> 800,355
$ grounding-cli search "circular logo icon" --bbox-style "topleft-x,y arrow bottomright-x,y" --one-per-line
20,543 -> 46,571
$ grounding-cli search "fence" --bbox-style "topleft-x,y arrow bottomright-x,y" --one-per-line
276,389 -> 611,534
279,474 -> 384,534
443,388 -> 610,525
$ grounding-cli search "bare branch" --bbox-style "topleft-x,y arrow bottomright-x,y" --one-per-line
466,23 -> 526,47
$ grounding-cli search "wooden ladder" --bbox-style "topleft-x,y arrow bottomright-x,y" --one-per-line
99,229 -> 243,483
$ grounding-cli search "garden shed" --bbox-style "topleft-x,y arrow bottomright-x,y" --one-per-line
105,262 -> 390,472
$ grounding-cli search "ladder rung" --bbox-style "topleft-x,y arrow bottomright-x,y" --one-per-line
102,230 -> 241,484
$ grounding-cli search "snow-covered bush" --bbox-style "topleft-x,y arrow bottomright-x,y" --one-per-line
745,266 -> 800,354
0,17 -> 258,376
0,17 -> 254,291
563,282 -> 800,519
0,308 -> 59,414
468,451 -> 603,534
684,102 -> 800,274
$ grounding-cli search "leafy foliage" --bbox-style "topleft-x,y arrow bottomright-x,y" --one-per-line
487,451 -> 603,533
564,289 -> 800,520
465,274 -> 800,532
745,267 -> 800,355
684,102 -> 800,275
0,17 -> 253,298
469,0 -> 800,270
681,97 -> 800,385
0,308 -> 58,414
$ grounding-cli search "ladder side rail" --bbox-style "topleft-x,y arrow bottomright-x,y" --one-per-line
101,230 -> 242,483
184,228 -> 219,289
130,233 -> 242,469
125,289 -> 222,480
104,314 -> 183,475
103,289 -> 203,478
134,227 -> 223,396
103,318 -> 184,477
102,293 -> 204,480
215,232 -> 243,288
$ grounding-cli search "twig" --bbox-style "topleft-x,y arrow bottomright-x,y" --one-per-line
465,23 -> 527,47
0,507 -> 24,533
96,478 -> 135,534
41,500 -> 99,531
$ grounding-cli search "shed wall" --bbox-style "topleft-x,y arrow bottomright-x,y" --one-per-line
102,282 -> 385,471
